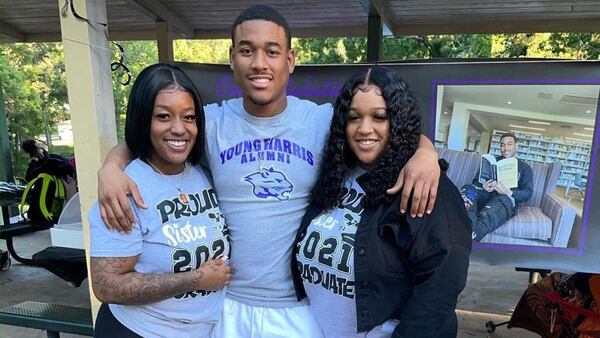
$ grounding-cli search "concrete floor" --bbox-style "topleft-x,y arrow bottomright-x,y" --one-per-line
0,230 -> 539,338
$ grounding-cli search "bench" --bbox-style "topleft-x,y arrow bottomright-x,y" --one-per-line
0,221 -> 53,265
0,221 -> 88,286
0,301 -> 93,337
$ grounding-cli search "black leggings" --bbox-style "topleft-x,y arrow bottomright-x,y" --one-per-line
94,303 -> 142,338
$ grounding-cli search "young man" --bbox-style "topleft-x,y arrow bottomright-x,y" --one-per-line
461,133 -> 533,241
21,139 -> 75,182
98,5 -> 440,336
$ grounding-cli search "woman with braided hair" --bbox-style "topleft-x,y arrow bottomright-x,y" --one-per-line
292,66 -> 472,338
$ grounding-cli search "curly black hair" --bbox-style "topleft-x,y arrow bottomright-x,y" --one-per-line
309,66 -> 422,209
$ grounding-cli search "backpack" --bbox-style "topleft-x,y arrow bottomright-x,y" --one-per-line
19,173 -> 66,226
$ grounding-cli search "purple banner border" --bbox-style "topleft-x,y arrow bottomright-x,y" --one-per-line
430,78 -> 600,254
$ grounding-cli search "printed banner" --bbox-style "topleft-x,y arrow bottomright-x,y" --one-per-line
177,60 -> 600,273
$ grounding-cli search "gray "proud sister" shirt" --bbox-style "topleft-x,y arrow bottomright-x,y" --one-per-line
89,159 -> 230,337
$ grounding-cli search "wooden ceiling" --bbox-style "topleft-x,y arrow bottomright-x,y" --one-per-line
2,0 -> 600,43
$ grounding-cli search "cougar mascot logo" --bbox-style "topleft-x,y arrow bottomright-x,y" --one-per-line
243,167 -> 294,200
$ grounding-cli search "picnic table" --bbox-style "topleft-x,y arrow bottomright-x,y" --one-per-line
0,181 -> 87,287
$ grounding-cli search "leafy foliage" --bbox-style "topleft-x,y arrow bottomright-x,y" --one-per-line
111,41 -> 158,139
1,43 -> 67,176
547,33 -> 600,59
174,39 -> 230,64
293,34 -> 494,63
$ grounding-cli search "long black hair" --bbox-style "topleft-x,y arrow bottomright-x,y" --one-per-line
310,66 -> 422,209
124,63 -> 205,165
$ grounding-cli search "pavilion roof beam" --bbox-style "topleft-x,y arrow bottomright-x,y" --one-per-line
394,18 -> 600,35
193,25 -> 369,39
123,0 -> 193,38
0,20 -> 26,42
3,30 -> 166,43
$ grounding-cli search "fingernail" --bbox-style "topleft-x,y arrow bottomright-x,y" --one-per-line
411,214 -> 416,218
119,231 -> 124,235
401,209 -> 406,214
417,213 -> 423,217
426,209 -> 432,214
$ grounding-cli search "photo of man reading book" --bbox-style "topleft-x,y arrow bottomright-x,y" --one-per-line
460,133 -> 534,241
479,154 -> 518,189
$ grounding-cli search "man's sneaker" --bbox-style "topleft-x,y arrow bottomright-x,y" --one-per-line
0,250 -> 11,271
461,188 -> 476,209
460,191 -> 473,210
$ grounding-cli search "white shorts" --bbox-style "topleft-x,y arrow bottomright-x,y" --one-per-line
214,298 -> 323,338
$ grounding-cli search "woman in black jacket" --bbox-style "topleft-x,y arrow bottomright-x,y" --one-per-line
292,66 -> 472,338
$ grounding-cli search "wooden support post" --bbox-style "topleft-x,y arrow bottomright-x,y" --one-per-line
157,21 -> 174,62
58,0 -> 117,319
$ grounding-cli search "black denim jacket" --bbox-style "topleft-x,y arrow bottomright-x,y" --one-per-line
292,172 -> 472,337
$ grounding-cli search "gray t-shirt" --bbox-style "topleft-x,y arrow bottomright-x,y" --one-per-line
297,168 -> 398,337
89,159 -> 230,337
204,96 -> 332,307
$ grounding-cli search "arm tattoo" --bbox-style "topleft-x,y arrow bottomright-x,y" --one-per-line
91,257 -> 204,305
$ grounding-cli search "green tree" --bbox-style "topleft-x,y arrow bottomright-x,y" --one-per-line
2,43 -> 68,149
384,35 -> 492,59
174,39 -> 230,64
383,36 -> 430,60
342,37 -> 368,63
492,34 -> 541,57
293,34 -> 493,63
295,37 -> 350,64
489,33 -> 600,59
111,41 -> 158,140
547,33 -> 600,59
0,43 -> 65,176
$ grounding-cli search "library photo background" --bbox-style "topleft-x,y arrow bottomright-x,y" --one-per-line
434,83 -> 598,248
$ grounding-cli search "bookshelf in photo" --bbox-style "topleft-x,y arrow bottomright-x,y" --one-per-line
489,130 -> 592,187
